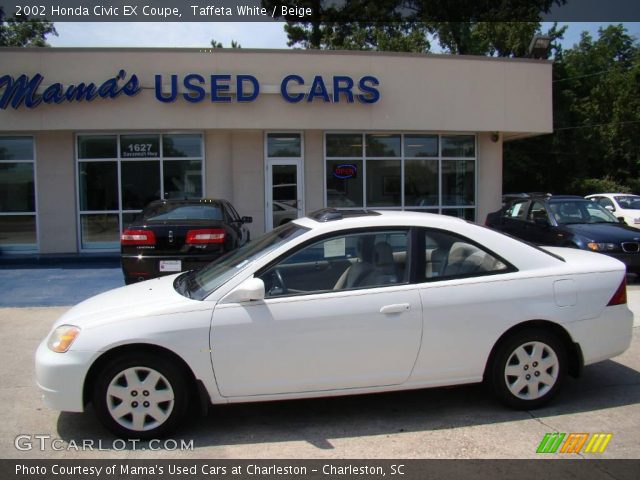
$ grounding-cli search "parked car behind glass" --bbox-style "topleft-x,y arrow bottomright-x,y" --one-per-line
121,199 -> 252,284
486,194 -> 640,273
586,193 -> 640,229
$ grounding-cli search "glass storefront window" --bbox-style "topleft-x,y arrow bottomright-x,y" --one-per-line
77,133 -> 204,250
0,163 -> 35,212
366,160 -> 401,207
326,160 -> 363,208
0,136 -> 34,160
164,160 -> 203,199
0,136 -> 36,251
366,134 -> 401,157
163,134 -> 202,158
326,134 -> 362,157
267,133 -> 301,157
80,214 -> 120,249
78,135 -> 117,159
442,160 -> 475,206
325,133 -> 476,220
442,135 -> 475,158
404,135 -> 438,158
0,216 -> 37,249
120,134 -> 160,159
78,162 -> 118,211
405,160 -> 439,207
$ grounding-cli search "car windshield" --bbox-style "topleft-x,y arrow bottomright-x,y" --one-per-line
144,204 -> 223,221
549,200 -> 619,225
614,196 -> 640,210
175,222 -> 309,300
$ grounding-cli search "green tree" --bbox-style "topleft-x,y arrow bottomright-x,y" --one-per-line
210,38 -> 241,48
0,6 -> 57,47
504,25 -> 640,194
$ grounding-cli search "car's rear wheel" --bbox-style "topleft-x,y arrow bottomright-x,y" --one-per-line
489,329 -> 567,409
92,354 -> 190,439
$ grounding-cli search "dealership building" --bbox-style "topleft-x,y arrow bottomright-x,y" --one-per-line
0,48 -> 552,254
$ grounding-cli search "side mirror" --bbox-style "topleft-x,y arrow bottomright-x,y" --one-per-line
223,277 -> 264,303
605,205 -> 615,212
241,216 -> 253,224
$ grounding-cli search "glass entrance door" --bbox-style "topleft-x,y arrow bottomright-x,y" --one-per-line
266,159 -> 303,230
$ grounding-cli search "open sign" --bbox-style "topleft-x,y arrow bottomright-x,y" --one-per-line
333,164 -> 357,179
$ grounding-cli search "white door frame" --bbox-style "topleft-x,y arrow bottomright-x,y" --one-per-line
264,132 -> 305,231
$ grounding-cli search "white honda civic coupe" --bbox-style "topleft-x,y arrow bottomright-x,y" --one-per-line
36,210 -> 633,438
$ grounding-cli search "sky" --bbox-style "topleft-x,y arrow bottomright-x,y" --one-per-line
48,22 -> 640,50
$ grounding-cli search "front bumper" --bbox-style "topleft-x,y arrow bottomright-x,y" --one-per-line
35,340 -> 96,412
121,254 -> 222,282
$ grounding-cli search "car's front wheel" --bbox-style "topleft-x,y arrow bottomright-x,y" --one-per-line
92,354 -> 190,439
489,329 -> 567,409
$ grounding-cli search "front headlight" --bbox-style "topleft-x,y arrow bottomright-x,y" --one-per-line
47,325 -> 80,353
587,242 -> 617,252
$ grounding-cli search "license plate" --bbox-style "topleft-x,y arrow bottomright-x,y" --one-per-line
159,260 -> 182,272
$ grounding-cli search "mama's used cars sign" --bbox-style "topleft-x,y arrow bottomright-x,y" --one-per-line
0,70 -> 380,110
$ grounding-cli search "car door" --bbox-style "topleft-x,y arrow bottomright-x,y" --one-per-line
523,200 -> 557,245
499,199 -> 530,238
225,202 -> 249,245
412,228 -> 517,382
209,228 -> 423,397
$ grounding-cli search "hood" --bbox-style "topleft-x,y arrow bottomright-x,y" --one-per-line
563,223 -> 640,242
54,274 -> 211,330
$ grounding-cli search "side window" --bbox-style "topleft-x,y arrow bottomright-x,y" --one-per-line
597,197 -> 614,210
226,203 -> 241,222
504,200 -> 528,220
528,201 -> 550,224
421,229 -> 509,281
259,230 -> 409,298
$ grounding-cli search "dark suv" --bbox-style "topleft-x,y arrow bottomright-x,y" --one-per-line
486,194 -> 640,273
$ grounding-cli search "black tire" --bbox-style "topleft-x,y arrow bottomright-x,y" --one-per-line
92,353 -> 191,439
124,277 -> 136,285
489,329 -> 567,410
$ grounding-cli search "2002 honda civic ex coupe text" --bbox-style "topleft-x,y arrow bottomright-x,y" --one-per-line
36,209 -> 633,438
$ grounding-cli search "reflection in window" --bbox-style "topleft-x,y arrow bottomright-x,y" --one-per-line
163,134 -> 202,157
78,135 -> 117,159
80,214 -> 120,249
366,134 -> 401,157
164,160 -> 203,199
366,160 -> 401,207
405,160 -> 438,207
442,135 -> 475,158
404,135 -> 438,158
77,133 -> 204,250
326,134 -> 362,157
267,133 -> 301,157
326,160 -> 363,208
0,136 -> 36,251
121,161 -> 160,209
79,162 -> 118,211
441,160 -> 475,206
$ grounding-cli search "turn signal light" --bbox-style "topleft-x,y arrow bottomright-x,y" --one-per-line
186,228 -> 225,244
121,229 -> 156,245
607,277 -> 627,306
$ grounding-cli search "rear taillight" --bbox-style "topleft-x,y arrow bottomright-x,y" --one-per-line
121,229 -> 156,246
607,277 -> 627,306
186,228 -> 225,244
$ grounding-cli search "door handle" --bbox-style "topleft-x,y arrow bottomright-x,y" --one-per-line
379,303 -> 411,314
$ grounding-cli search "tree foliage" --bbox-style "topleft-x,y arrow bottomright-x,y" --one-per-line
0,6 -> 57,47
504,25 -> 640,194
210,38 -> 242,48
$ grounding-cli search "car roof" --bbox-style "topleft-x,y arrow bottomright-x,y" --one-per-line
145,198 -> 226,207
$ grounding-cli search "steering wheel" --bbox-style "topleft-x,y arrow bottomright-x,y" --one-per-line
271,268 -> 288,295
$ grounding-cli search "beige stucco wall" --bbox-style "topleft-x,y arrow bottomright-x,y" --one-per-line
34,131 -> 77,253
477,132 -> 503,224
0,49 -> 552,135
